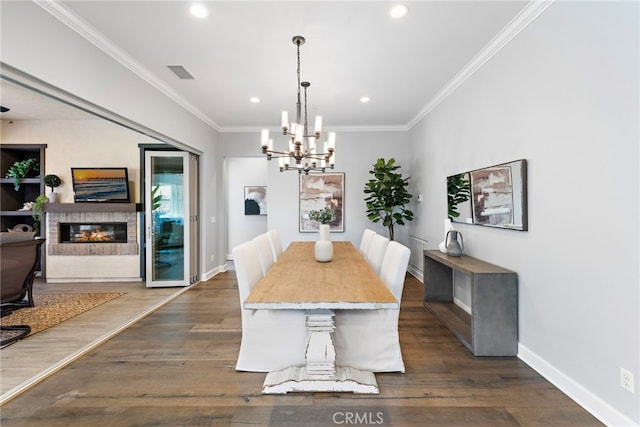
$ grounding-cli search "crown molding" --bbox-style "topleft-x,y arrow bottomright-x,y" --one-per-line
34,0 -> 554,134
219,124 -> 409,133
34,0 -> 221,132
406,0 -> 555,129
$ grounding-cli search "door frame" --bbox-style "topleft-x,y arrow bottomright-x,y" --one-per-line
139,144 -> 200,285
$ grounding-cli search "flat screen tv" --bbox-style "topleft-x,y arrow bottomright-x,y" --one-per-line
71,167 -> 130,203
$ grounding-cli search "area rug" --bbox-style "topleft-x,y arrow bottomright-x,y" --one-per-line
1,293 -> 125,346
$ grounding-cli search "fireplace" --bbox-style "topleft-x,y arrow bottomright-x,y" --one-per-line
59,222 -> 128,244
46,207 -> 139,257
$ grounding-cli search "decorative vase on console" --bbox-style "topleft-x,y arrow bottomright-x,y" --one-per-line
308,207 -> 336,262
445,229 -> 464,257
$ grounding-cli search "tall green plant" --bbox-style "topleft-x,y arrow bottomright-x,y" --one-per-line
363,158 -> 414,241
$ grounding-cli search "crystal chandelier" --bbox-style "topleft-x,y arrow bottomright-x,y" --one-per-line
260,36 -> 336,175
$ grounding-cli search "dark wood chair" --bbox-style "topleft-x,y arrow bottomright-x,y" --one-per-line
1,237 -> 45,346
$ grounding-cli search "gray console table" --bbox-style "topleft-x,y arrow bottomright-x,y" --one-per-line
423,250 -> 518,356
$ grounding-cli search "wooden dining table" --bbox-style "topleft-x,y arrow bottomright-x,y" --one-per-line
244,241 -> 398,394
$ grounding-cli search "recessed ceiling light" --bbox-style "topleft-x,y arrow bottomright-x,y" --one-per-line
360,97 -> 370,103
190,3 -> 209,18
389,5 -> 408,19
250,97 -> 260,103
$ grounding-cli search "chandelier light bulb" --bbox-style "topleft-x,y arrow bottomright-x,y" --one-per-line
260,130 -> 269,149
327,132 -> 336,151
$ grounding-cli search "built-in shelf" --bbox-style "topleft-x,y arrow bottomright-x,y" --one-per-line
1,144 -> 47,273
0,177 -> 42,185
0,210 -> 37,216
44,203 -> 142,213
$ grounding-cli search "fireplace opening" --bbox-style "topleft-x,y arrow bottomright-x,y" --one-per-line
59,222 -> 128,244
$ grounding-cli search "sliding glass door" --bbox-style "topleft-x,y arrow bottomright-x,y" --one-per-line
145,151 -> 198,287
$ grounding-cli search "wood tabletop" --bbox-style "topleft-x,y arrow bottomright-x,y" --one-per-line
244,241 -> 398,310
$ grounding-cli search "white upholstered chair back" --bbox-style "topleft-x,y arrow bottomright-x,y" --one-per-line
232,240 -> 308,372
267,229 -> 283,260
365,233 -> 389,275
232,241 -> 263,308
379,241 -> 411,302
253,233 -> 275,275
333,239 -> 409,373
359,229 -> 375,255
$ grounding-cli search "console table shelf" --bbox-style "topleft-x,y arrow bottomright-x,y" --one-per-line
423,250 -> 518,356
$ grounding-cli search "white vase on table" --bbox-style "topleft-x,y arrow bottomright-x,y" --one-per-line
315,224 -> 333,262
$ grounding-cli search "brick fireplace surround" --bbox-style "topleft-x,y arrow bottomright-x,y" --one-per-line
43,203 -> 141,282
48,211 -> 137,256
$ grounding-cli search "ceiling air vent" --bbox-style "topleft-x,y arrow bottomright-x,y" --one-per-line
167,65 -> 194,80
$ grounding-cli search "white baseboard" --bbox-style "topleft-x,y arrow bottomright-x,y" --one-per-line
407,266 -> 422,282
202,263 -> 229,281
518,343 -> 638,427
45,277 -> 142,283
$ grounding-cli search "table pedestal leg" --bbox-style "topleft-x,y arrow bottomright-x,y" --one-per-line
262,309 -> 379,394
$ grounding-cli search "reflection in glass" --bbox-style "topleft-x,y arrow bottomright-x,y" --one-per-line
447,159 -> 527,231
151,156 -> 185,281
447,173 -> 471,223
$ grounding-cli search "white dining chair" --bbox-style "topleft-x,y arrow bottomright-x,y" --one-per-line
232,240 -> 308,372
267,229 -> 283,260
334,240 -> 411,373
359,228 -> 375,256
253,233 -> 275,275
365,233 -> 389,275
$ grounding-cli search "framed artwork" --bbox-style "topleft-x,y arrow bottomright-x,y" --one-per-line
468,159 -> 527,230
71,167 -> 130,203
244,186 -> 267,215
299,172 -> 344,232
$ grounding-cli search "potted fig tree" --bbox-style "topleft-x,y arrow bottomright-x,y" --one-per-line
363,158 -> 414,241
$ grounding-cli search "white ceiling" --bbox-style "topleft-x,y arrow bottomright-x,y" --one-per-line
0,1 -> 529,130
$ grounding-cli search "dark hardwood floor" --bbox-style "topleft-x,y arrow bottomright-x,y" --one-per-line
0,272 -> 603,426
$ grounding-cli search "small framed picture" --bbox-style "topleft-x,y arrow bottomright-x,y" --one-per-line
244,186 -> 267,215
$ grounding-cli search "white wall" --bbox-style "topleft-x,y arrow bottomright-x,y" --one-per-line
1,119 -> 156,281
1,1 -> 222,278
408,2 -> 639,425
220,130 -> 411,259
226,157 -> 267,256
0,120 -> 150,203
